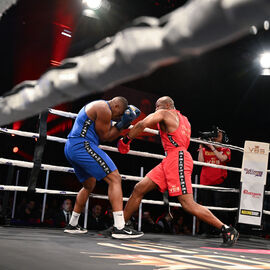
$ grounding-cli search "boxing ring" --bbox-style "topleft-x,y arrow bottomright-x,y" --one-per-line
1,0 -> 270,268
0,107 -> 269,224
0,107 -> 270,270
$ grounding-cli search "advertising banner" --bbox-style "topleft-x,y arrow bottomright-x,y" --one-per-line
238,141 -> 269,226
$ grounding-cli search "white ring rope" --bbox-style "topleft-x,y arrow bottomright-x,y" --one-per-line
0,185 -> 243,212
48,108 -> 247,153
1,157 -> 270,196
0,127 -> 253,173
48,108 -> 159,136
1,185 -> 270,214
0,127 -> 67,143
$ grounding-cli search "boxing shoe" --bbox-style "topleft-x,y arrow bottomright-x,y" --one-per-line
221,225 -> 239,247
64,224 -> 88,234
111,226 -> 144,239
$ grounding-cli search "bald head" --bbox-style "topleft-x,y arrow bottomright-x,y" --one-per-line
109,96 -> 128,121
155,96 -> 175,110
112,96 -> 128,111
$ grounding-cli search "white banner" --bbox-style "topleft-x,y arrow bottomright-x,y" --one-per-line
238,141 -> 269,226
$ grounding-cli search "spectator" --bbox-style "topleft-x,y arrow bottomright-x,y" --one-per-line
17,200 -> 40,225
141,211 -> 162,233
173,215 -> 192,235
87,204 -> 106,230
156,212 -> 175,234
54,199 -> 73,228
198,128 -> 231,236
102,208 -> 114,229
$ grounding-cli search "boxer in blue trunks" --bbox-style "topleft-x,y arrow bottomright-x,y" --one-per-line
64,97 -> 143,239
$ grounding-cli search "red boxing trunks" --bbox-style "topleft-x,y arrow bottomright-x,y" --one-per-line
147,148 -> 193,196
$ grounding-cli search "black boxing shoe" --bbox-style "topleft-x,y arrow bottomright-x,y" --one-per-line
98,220 -> 136,238
111,226 -> 144,239
221,225 -> 239,247
98,226 -> 113,237
64,224 -> 88,234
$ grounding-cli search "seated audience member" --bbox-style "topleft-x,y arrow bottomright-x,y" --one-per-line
173,215 -> 192,235
17,200 -> 40,225
102,208 -> 114,229
156,212 -> 175,234
54,199 -> 73,228
141,211 -> 162,233
87,204 -> 106,230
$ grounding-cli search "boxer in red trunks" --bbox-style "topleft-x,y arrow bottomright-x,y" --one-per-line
118,96 -> 239,246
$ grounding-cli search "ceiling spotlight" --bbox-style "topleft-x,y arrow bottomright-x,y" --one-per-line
264,20 -> 269,31
250,25 -> 257,35
260,53 -> 270,69
82,0 -> 103,10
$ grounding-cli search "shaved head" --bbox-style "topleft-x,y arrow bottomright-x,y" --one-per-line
156,96 -> 175,110
112,96 -> 128,111
109,96 -> 128,120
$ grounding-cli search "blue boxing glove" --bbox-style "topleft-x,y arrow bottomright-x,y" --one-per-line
115,105 -> 141,130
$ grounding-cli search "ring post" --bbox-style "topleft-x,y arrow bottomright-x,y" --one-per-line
84,198 -> 89,229
192,174 -> 198,236
2,166 -> 14,224
11,170 -> 20,219
28,111 -> 48,193
41,170 -> 50,223
138,167 -> 144,232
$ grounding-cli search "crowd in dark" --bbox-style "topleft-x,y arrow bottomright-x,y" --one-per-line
0,195 -> 194,235
0,194 -> 269,238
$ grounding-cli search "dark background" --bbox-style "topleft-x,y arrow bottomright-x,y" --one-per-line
0,0 -> 269,217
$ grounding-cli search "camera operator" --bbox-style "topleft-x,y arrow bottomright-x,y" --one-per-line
198,128 -> 231,236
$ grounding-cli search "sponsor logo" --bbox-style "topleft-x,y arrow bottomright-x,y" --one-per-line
123,230 -> 133,235
205,151 -> 217,156
243,189 -> 261,198
169,186 -> 180,193
240,209 -> 260,217
248,145 -> 266,155
244,168 -> 263,177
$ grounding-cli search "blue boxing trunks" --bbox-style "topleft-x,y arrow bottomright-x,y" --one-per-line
64,103 -> 117,182
64,138 -> 117,182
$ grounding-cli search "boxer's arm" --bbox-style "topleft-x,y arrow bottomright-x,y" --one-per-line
95,106 -> 121,142
128,110 -> 164,139
117,110 -> 164,154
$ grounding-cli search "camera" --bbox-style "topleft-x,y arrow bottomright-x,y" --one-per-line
199,125 -> 219,140
199,126 -> 229,143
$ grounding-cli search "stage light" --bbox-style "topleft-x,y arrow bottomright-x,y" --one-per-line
250,25 -> 257,35
260,53 -> 270,69
13,147 -> 19,153
82,0 -> 102,10
264,20 -> 269,31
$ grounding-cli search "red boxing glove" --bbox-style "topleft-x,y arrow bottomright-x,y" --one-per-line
117,136 -> 133,154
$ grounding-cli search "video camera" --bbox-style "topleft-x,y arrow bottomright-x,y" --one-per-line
199,126 -> 229,143
199,125 -> 219,140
